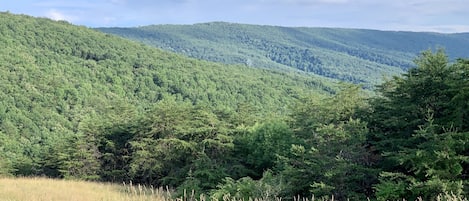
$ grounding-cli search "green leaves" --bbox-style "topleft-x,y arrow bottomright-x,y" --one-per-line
2,12 -> 469,200
277,84 -> 375,199
240,120 -> 295,176
370,50 -> 469,200
127,100 -> 236,190
57,134 -> 100,180
0,12 -> 329,180
210,170 -> 283,200
374,172 -> 413,201
98,22 -> 469,87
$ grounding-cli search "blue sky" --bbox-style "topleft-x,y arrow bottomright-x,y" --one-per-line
3,0 -> 469,33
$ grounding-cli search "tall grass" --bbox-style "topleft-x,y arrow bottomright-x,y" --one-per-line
0,177 -> 162,201
0,177 -> 466,201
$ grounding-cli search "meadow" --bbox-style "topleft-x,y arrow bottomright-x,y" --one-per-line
0,177 -> 169,201
0,177 -> 466,201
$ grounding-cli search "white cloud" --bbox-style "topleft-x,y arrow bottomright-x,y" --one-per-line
6,0 -> 469,32
390,24 -> 469,33
284,0 -> 349,3
109,0 -> 126,4
262,0 -> 349,5
102,16 -> 117,25
46,9 -> 68,21
316,0 -> 349,3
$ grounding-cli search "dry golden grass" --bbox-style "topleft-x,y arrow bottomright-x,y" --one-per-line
0,177 -> 278,201
0,177 -> 466,201
0,177 -> 170,201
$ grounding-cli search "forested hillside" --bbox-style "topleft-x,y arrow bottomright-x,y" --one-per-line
0,12 -> 332,181
1,13 -> 468,200
98,22 -> 469,87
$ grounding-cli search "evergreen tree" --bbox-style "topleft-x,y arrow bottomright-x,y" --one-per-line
368,50 -> 469,200
279,85 -> 377,199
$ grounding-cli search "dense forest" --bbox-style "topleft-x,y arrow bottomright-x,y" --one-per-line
98,22 -> 469,88
1,13 -> 468,200
0,11 -> 332,182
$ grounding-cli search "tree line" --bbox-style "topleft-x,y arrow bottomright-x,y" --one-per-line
0,13 -> 467,200
3,50 -> 466,200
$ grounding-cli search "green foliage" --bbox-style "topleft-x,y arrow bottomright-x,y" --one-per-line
0,12 -> 331,178
57,134 -> 100,180
127,100 -> 236,190
374,172 -> 414,201
368,50 -> 469,200
210,170 -> 283,200
277,85 -> 376,199
240,120 -> 295,177
290,84 -> 368,142
375,117 -> 468,200
98,22 -> 469,88
210,177 -> 258,200
1,12 -> 468,200
0,131 -> 15,176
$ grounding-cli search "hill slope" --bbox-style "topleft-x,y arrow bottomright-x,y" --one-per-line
0,13 -> 332,176
97,22 -> 469,87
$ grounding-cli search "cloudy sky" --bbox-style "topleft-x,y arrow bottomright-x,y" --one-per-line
3,0 -> 469,33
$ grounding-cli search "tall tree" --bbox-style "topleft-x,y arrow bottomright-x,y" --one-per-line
129,99 -> 235,192
279,85 -> 377,199
368,50 -> 469,200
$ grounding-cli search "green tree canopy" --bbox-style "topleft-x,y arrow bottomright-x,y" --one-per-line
367,50 -> 469,200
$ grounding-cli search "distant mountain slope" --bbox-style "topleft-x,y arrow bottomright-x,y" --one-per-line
0,13 -> 332,175
97,22 -> 469,87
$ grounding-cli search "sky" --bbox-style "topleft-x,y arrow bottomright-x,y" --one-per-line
3,0 -> 469,33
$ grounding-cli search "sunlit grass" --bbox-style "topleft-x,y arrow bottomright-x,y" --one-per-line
0,177 -> 466,201
0,177 -> 169,201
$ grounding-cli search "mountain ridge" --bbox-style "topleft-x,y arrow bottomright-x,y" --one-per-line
97,22 -> 469,87
134,21 -> 469,34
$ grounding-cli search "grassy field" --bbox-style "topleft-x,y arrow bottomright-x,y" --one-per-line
0,177 -> 466,201
0,177 -> 172,201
